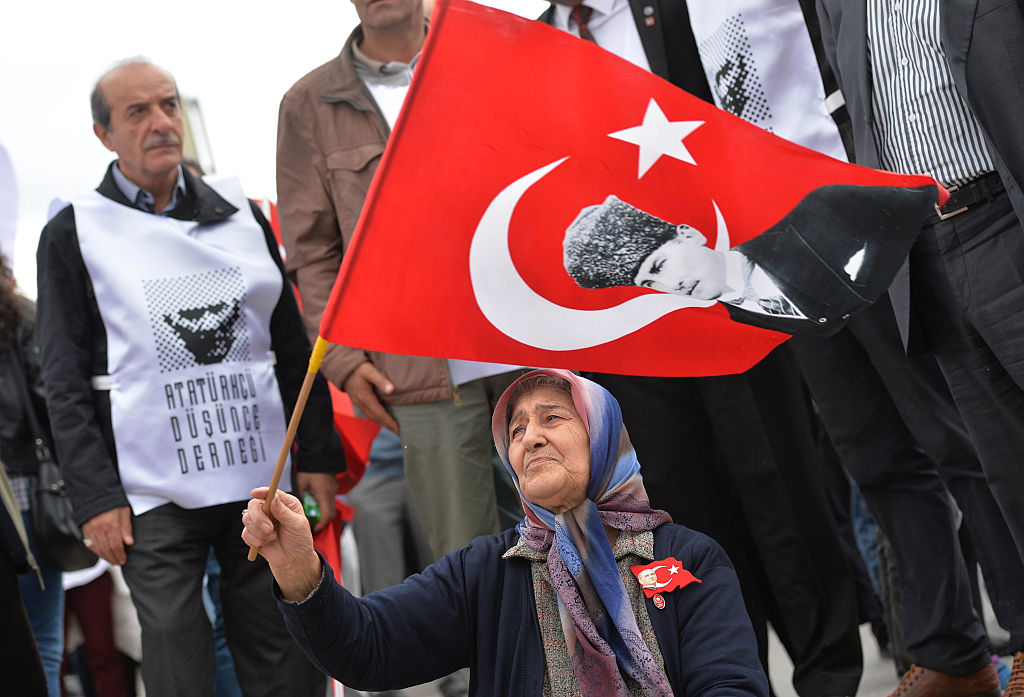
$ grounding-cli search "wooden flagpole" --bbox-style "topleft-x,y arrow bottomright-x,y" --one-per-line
247,336 -> 329,562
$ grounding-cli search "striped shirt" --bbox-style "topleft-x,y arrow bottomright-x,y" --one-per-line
112,162 -> 187,215
866,0 -> 994,187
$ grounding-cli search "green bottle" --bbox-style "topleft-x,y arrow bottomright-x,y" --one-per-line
302,491 -> 321,525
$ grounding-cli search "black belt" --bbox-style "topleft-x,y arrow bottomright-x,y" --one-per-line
927,171 -> 1005,224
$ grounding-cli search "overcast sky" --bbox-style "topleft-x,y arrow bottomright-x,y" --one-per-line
0,0 -> 548,296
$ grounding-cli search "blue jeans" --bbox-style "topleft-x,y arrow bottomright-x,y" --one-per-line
203,551 -> 242,697
18,511 -> 66,697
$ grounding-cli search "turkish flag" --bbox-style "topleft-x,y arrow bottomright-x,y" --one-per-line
630,557 -> 701,599
318,0 -> 944,377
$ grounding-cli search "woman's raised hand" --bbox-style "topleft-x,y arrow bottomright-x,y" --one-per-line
242,487 -> 323,601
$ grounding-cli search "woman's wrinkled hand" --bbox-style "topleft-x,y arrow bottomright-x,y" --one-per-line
242,487 -> 323,601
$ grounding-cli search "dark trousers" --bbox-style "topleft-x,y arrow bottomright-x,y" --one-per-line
122,501 -> 325,697
590,346 -> 863,697
910,190 -> 1024,563
792,296 -> 1024,674
0,545 -> 47,697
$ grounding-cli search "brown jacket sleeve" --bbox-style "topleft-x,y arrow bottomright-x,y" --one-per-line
275,90 -> 370,388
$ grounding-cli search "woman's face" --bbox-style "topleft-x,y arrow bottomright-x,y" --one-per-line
507,385 -> 591,514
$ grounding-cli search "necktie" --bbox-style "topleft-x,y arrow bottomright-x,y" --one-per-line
571,5 -> 596,43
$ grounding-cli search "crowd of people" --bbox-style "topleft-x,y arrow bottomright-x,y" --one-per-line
3,0 -> 1024,696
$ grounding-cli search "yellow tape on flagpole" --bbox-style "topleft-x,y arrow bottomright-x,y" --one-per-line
247,336 -> 329,562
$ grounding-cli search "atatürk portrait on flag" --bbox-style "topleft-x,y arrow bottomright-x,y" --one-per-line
562,183 -> 937,336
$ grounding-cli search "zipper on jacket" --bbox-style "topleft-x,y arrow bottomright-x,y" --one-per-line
452,382 -> 462,407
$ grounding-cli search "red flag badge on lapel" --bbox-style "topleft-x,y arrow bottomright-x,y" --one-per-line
631,557 -> 701,599
318,0 -> 945,377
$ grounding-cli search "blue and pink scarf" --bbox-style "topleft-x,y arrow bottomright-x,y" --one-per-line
492,369 -> 673,697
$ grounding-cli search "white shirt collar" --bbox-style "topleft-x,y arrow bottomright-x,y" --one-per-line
551,0 -> 622,32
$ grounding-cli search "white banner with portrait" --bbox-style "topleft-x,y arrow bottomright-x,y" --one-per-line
685,0 -> 847,161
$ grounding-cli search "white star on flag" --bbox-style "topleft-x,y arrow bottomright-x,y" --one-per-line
609,98 -> 703,178
668,564 -> 680,576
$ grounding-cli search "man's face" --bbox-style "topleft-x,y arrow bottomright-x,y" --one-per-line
93,63 -> 183,185
634,225 -> 728,300
350,0 -> 422,30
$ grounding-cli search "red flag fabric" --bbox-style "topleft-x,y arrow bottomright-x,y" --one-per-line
329,385 -> 378,494
318,0 -> 943,377
630,557 -> 701,599
312,499 -> 351,585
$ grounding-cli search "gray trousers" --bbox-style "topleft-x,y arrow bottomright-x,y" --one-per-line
347,474 -> 432,594
122,500 -> 325,697
390,370 -> 522,559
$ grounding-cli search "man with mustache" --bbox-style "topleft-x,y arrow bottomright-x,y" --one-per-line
34,58 -> 342,697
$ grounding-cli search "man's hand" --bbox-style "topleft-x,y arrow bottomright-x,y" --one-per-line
296,472 -> 339,533
242,488 -> 323,602
81,507 -> 134,566
342,362 -> 399,433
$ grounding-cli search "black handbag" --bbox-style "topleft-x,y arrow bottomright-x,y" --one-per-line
10,342 -> 98,571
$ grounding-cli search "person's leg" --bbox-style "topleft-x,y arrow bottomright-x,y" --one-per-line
348,474 -> 411,593
212,501 -> 325,697
17,512 -> 65,697
65,572 -> 129,697
121,503 -> 216,697
792,321 -> 990,676
847,294 -> 1024,653
703,347 -> 863,697
391,373 -> 519,558
1,535 -> 47,697
203,551 -> 242,697
480,370 -> 530,531
915,195 -> 1024,560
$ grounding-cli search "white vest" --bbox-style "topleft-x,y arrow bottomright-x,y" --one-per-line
64,177 -> 289,514
686,0 -> 848,161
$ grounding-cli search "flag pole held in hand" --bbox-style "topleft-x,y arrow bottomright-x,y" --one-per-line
247,336 -> 329,562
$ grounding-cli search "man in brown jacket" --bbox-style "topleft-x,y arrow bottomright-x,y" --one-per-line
276,0 -> 521,566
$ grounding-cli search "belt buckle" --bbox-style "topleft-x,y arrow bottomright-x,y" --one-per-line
935,183 -> 968,221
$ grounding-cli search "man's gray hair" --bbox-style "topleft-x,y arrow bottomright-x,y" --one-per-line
562,195 -> 680,289
90,56 -> 174,130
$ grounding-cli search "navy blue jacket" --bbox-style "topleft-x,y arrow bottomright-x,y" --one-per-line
277,524 -> 769,697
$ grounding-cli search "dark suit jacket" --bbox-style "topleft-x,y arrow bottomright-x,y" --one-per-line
729,184 -> 939,336
816,0 -> 1024,347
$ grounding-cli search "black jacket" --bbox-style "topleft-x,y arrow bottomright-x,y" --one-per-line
35,163 -> 344,526
0,297 -> 50,476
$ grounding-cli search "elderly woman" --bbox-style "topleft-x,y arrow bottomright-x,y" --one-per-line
242,369 -> 768,697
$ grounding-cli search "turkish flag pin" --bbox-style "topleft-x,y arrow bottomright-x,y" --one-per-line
631,557 -> 701,608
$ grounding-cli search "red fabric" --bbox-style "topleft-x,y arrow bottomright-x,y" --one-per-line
329,385 -> 378,493
312,499 -> 351,585
319,0 -> 943,377
630,557 -> 701,599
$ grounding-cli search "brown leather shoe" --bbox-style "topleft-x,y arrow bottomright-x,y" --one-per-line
887,664 -> 1001,697
1006,652 -> 1024,697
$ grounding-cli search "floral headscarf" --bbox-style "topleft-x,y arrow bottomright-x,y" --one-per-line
492,369 -> 673,697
